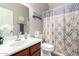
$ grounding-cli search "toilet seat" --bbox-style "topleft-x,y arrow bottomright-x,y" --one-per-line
42,43 -> 54,52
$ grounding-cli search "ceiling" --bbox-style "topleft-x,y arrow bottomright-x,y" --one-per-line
27,3 -> 49,12
23,3 -> 67,13
48,3 -> 67,9
27,3 -> 67,10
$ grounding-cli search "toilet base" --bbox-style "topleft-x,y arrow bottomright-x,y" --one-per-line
41,49 -> 52,56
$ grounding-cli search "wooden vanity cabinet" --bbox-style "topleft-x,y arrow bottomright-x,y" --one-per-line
11,42 -> 41,56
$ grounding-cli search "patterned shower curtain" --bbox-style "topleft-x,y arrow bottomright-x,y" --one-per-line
42,3 -> 79,56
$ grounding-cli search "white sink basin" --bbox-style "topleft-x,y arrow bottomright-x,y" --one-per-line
3,36 -> 40,47
4,36 -> 17,43
10,38 -> 40,47
10,40 -> 27,46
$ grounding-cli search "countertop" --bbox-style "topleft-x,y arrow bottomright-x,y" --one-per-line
0,37 -> 41,56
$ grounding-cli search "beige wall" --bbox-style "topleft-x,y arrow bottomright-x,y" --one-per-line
22,3 -> 49,36
29,9 -> 43,35
0,3 -> 29,35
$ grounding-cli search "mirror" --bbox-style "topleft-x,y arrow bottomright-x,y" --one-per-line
0,3 -> 29,36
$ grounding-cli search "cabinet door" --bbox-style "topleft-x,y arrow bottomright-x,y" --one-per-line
11,48 -> 29,56
30,42 -> 41,55
32,49 -> 41,56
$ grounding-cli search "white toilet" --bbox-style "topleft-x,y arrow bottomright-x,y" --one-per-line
42,43 -> 54,56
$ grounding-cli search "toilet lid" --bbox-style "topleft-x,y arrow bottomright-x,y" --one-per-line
42,43 -> 54,49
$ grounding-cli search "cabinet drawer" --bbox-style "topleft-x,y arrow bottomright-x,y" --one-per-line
32,49 -> 41,56
12,48 -> 29,56
30,42 -> 41,55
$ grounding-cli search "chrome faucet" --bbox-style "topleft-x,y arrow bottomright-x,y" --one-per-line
15,32 -> 22,41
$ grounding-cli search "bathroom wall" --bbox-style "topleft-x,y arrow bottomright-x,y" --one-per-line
29,8 -> 43,36
22,3 -> 49,36
42,3 -> 79,56
0,3 -> 29,35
